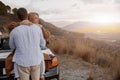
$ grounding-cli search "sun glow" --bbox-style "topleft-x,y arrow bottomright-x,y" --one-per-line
90,14 -> 120,24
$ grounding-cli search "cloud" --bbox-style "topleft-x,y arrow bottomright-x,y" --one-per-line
114,0 -> 120,4
81,0 -> 113,4
81,0 -> 105,4
28,0 -> 75,11
1,0 -> 120,22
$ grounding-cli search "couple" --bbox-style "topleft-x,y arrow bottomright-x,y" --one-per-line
9,8 -> 50,80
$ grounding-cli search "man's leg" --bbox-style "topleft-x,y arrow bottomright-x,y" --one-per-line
17,65 -> 30,80
14,63 -> 20,79
30,65 -> 40,80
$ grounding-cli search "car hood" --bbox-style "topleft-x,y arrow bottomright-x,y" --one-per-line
42,48 -> 55,56
0,51 -> 10,59
0,48 -> 55,59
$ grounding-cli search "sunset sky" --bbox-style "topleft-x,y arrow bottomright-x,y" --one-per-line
1,0 -> 120,23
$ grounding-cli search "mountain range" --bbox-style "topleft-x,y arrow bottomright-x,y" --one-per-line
63,21 -> 120,33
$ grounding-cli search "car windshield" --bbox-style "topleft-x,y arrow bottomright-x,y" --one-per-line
0,37 -> 11,50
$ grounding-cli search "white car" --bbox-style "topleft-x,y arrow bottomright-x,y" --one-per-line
0,37 -> 59,80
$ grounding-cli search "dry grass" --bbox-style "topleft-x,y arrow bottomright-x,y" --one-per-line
87,64 -> 94,80
48,35 -> 120,80
112,57 -> 120,80
48,36 -> 114,65
87,75 -> 94,80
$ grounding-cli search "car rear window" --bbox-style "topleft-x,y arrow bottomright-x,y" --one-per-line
0,37 -> 10,50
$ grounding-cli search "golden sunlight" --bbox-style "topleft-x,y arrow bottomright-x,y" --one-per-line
90,14 -> 120,24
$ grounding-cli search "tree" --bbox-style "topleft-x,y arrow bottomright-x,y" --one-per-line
0,1 -> 7,15
6,5 -> 11,13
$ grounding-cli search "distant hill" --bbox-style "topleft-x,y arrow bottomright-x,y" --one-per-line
63,21 -> 120,33
49,21 -> 74,28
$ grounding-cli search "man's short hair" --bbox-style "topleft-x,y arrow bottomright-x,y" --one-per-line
17,8 -> 28,21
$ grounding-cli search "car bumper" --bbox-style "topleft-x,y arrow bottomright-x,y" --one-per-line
45,66 -> 59,79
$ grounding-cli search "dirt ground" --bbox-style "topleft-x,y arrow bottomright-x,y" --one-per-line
56,54 -> 113,80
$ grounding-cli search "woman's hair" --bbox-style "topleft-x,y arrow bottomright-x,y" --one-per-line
28,12 -> 39,21
7,22 -> 20,32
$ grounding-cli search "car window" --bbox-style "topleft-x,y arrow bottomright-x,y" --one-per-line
0,37 -> 10,50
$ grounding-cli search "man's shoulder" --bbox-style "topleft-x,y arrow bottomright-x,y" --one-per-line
15,25 -> 29,29
12,25 -> 22,31
11,25 -> 26,32
31,24 -> 40,27
31,24 -> 42,30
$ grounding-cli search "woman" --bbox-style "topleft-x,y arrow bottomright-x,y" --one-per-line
7,12 -> 50,80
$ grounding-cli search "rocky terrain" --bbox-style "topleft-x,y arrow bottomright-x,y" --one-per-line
57,54 -> 113,80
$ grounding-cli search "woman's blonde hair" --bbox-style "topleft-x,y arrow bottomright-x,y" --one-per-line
28,12 -> 39,22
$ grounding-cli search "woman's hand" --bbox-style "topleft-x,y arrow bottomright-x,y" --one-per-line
40,75 -> 45,80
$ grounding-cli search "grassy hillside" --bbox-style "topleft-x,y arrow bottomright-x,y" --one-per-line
0,14 -> 19,35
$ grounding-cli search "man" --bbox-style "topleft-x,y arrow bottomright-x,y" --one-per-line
9,8 -> 46,80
